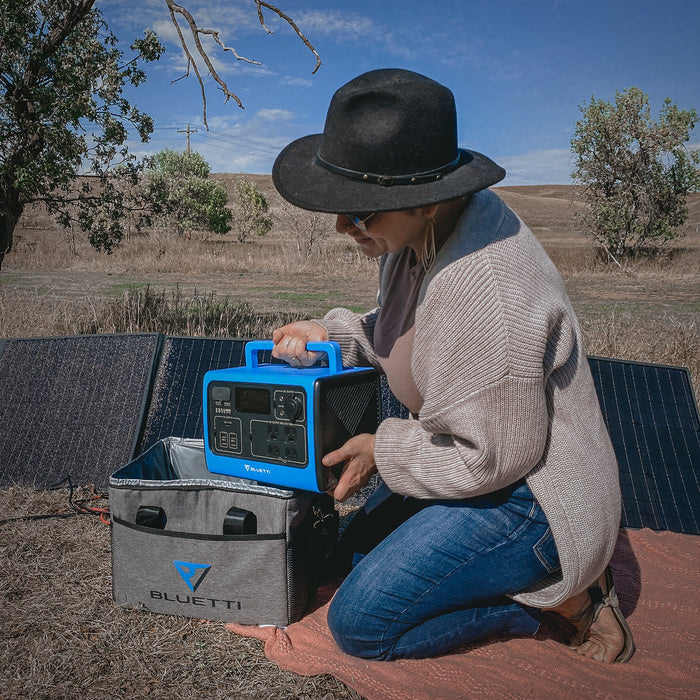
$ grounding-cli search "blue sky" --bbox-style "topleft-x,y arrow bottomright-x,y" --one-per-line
102,0 -> 700,185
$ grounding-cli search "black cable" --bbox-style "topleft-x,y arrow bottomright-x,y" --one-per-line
0,476 -> 110,526
0,512 -> 78,525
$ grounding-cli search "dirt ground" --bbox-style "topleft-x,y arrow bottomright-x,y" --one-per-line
0,486 -> 362,700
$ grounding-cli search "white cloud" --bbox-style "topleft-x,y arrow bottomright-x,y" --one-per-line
130,105 -> 302,173
151,18 -> 182,46
498,139 -> 700,186
147,1 -> 262,39
495,148 -> 575,186
295,9 -> 384,43
284,77 -> 314,88
184,3 -> 259,36
256,108 -> 295,122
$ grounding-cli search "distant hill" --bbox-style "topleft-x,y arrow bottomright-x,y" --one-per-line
19,175 -> 699,239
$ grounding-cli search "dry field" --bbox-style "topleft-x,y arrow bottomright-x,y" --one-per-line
3,179 -> 698,388
0,180 -> 698,698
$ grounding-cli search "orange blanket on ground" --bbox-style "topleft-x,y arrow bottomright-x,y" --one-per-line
226,528 -> 699,699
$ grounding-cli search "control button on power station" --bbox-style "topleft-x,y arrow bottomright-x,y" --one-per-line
283,396 -> 303,421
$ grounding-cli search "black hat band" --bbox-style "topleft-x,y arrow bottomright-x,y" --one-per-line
315,152 -> 466,187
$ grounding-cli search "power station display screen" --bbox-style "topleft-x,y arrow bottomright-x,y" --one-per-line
235,387 -> 270,414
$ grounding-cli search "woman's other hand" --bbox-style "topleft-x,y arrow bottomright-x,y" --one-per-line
272,321 -> 328,367
323,433 -> 378,502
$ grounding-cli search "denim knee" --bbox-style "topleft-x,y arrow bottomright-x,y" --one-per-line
327,588 -> 391,660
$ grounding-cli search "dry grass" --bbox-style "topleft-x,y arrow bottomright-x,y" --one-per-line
74,286 -> 303,338
580,310 -> 698,373
1,182 -> 698,698
4,182 -> 698,390
0,486 -> 362,700
10,228 -> 376,279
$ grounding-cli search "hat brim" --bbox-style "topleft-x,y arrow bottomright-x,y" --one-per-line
272,134 -> 506,214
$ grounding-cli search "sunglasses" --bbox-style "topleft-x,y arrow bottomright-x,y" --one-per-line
344,212 -> 376,232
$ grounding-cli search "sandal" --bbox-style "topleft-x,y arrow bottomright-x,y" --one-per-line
565,566 -> 636,663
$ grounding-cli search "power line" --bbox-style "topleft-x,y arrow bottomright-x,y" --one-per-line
191,134 -> 280,159
157,124 -> 281,151
147,125 -> 284,160
191,129 -> 279,150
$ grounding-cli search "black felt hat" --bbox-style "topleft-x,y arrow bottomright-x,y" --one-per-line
272,69 -> 505,213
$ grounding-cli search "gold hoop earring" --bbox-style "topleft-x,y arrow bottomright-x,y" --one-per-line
421,218 -> 436,271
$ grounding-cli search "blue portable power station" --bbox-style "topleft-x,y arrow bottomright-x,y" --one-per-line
203,341 -> 381,492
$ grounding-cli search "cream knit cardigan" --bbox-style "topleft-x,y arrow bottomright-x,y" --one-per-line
320,189 -> 621,607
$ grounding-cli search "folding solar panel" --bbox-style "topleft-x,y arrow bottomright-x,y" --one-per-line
0,334 -> 161,489
137,336 -> 249,453
588,357 -> 700,535
1,331 -> 697,536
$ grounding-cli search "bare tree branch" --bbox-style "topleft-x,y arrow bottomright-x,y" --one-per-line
254,1 -> 322,74
166,1 -> 224,129
165,0 -> 321,129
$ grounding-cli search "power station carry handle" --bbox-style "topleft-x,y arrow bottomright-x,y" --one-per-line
245,340 -> 344,372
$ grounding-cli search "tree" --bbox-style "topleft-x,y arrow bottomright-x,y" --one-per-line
143,149 -> 232,237
0,1 -> 319,271
571,87 -> 700,262
278,201 -> 333,259
0,0 -> 164,269
233,176 -> 272,243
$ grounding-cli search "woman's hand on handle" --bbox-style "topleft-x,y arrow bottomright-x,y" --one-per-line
272,321 -> 328,367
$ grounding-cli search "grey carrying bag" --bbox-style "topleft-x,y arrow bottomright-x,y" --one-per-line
109,437 -> 337,626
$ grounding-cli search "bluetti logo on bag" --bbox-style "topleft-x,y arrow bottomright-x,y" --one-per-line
149,560 -> 241,611
173,560 -> 211,592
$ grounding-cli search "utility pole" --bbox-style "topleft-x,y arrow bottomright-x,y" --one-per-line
178,124 -> 198,153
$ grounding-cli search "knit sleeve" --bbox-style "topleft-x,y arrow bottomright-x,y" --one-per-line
374,251 -> 568,500
375,376 -> 549,498
320,307 -> 381,368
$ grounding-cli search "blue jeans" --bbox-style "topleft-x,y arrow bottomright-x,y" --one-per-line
327,480 -> 560,660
